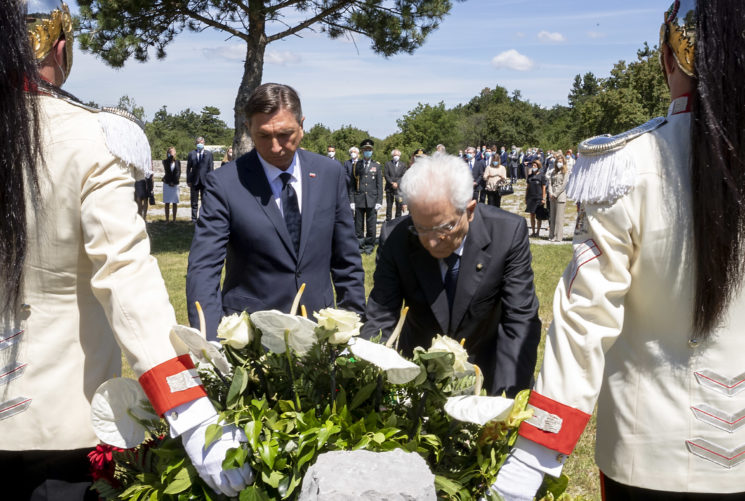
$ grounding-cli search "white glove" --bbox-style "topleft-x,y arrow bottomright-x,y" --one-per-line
182,417 -> 254,496
374,203 -> 382,211
487,454 -> 544,501
350,203 -> 356,211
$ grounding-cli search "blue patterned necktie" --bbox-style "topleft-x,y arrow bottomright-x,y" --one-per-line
280,172 -> 301,254
443,253 -> 460,312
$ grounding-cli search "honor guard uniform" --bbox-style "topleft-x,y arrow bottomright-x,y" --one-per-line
2,1 -> 251,496
492,1 -> 745,498
349,138 -> 383,254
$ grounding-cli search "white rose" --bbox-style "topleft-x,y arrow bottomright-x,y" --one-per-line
428,334 -> 471,373
313,308 -> 362,344
217,311 -> 254,349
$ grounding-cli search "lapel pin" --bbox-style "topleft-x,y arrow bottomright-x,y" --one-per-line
476,263 -> 483,271
309,172 -> 316,178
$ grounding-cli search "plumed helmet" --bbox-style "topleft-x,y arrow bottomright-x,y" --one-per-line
659,0 -> 696,77
25,0 -> 73,81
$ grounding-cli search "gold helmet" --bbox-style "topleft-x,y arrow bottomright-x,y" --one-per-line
659,0 -> 696,78
25,0 -> 73,82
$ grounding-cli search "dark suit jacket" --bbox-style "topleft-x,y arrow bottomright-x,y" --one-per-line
186,149 -> 366,339
342,159 -> 357,201
362,205 -> 541,397
383,160 -> 406,193
186,148 -> 214,188
162,158 -> 181,186
465,158 -> 486,190
349,160 -> 383,208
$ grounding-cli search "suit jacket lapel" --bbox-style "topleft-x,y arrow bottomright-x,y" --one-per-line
410,238 -> 450,334
450,207 -> 491,333
298,151 -> 316,262
239,151 -> 296,258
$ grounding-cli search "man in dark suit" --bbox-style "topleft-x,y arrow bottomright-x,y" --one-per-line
186,83 -> 366,339
383,148 -> 406,221
342,146 -> 359,204
349,138 -> 383,254
186,136 -> 214,222
464,146 -> 485,201
363,154 -> 541,397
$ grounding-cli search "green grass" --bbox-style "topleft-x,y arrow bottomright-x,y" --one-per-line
141,219 -> 600,500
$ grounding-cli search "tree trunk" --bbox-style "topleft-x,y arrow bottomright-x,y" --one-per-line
233,30 -> 267,156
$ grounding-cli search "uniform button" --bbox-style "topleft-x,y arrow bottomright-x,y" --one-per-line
296,271 -> 301,278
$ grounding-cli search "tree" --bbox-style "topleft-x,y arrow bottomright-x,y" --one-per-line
116,95 -> 145,121
568,72 -> 600,108
396,102 -> 458,153
78,0 -> 456,155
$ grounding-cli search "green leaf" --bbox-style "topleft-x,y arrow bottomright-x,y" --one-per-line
350,382 -> 377,410
434,475 -> 462,496
372,432 -> 385,444
245,420 -> 262,451
537,472 -> 570,499
352,435 -> 371,450
162,466 -> 193,494
297,445 -> 316,469
227,366 -> 249,407
258,441 -> 278,469
261,470 -> 285,488
204,423 -> 223,450
239,485 -> 272,501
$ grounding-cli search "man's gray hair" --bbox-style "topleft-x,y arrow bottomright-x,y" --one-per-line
244,83 -> 303,126
466,146 -> 476,153
349,146 -> 359,154
400,154 -> 473,211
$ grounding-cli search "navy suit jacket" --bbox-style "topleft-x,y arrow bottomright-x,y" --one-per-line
186,149 -> 214,188
362,205 -> 541,397
186,149 -> 366,339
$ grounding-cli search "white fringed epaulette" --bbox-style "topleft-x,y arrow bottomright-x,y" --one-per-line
97,107 -> 152,180
566,116 -> 667,205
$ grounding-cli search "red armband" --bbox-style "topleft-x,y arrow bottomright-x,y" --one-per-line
138,355 -> 207,416
518,391 -> 591,456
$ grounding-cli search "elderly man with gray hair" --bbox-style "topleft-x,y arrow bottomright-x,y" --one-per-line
362,154 -> 541,397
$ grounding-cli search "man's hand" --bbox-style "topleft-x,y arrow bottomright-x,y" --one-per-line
350,203 -> 356,211
182,419 -> 254,496
392,182 -> 398,190
374,203 -> 382,212
487,455 -> 544,501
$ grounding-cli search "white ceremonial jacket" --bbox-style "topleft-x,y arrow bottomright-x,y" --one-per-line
517,96 -> 745,493
0,95 -> 202,451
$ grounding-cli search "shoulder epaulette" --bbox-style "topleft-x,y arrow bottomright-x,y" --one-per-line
97,107 -> 152,178
566,116 -> 667,205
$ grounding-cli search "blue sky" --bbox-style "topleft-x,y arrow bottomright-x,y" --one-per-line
65,0 -> 667,138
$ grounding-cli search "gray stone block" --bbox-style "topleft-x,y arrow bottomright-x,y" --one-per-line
299,449 -> 436,501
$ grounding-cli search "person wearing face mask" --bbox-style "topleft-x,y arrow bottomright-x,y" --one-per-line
162,146 -> 181,222
349,139 -> 383,254
547,151 -> 568,242
463,146 -> 485,200
483,155 -> 508,208
525,160 -> 547,237
186,136 -> 214,223
344,146 -> 359,204
220,146 -> 234,167
477,148 -> 493,203
384,149 -> 406,221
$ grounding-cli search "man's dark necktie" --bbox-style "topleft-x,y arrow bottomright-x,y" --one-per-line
280,172 -> 301,254
444,253 -> 460,312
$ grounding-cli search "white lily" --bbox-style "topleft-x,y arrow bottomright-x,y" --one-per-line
251,310 -> 317,355
171,325 -> 232,376
90,378 -> 157,448
348,337 -> 421,384
443,395 -> 515,426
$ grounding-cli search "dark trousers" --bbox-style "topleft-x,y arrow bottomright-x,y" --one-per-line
600,472 -> 745,501
0,448 -> 98,500
385,192 -> 402,221
190,185 -> 205,222
355,206 -> 377,253
478,187 -> 487,204
485,190 -> 501,207
509,165 -> 519,182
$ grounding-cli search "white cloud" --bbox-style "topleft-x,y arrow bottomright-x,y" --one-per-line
202,44 -> 245,61
265,50 -> 302,65
538,31 -> 566,43
587,31 -> 606,39
491,50 -> 535,72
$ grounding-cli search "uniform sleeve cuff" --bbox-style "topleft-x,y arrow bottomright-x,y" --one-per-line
511,436 -> 567,478
518,391 -> 591,455
138,354 -> 208,416
164,397 -> 219,438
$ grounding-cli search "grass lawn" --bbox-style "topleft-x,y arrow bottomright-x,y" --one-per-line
142,217 -> 600,500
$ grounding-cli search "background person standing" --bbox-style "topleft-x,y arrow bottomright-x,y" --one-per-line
384,148 -> 406,221
186,136 -> 213,222
162,146 -> 180,222
349,138 -> 383,254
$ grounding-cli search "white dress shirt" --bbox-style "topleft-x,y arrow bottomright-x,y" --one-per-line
257,152 -> 303,216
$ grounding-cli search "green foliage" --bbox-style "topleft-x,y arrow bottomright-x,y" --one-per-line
145,105 -> 234,160
397,102 -> 459,153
